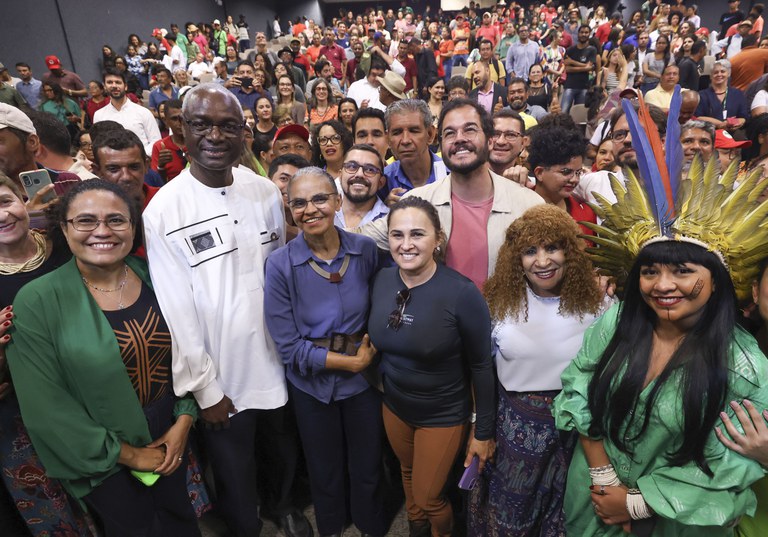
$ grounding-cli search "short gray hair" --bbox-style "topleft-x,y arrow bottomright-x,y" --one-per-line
287,166 -> 336,198
712,59 -> 732,76
181,83 -> 244,122
384,99 -> 433,131
681,119 -> 715,144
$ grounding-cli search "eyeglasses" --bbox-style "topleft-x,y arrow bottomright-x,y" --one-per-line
342,161 -> 381,177
317,134 -> 342,146
185,119 -> 245,137
66,216 -> 132,231
288,192 -> 338,210
449,90 -> 466,98
387,288 -> 411,331
548,167 -> 584,179
493,130 -> 523,141
442,125 -> 481,143
611,129 -> 630,142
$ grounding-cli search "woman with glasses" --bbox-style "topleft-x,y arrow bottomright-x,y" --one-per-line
264,167 -> 387,537
469,204 -> 607,536
39,82 -> 83,132
275,74 -> 307,127
311,120 -> 352,179
527,125 -> 596,237
308,79 -> 338,131
696,60 -> 749,132
7,180 -> 201,537
368,196 -> 495,537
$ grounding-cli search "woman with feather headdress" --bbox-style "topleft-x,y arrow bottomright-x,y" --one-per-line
552,87 -> 768,536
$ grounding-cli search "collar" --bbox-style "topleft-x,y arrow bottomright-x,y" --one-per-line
288,227 -> 364,266
388,150 -> 443,189
429,169 -> 535,214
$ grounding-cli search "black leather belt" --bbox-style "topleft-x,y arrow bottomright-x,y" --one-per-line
309,330 -> 365,356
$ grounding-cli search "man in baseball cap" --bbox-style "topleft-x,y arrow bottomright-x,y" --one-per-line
715,129 -> 751,172
272,124 -> 311,161
42,55 -> 86,98
0,103 -> 79,200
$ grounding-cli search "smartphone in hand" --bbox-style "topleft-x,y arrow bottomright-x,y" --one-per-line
458,455 -> 480,490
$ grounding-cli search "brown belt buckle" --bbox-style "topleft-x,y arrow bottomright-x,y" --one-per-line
329,332 -> 349,354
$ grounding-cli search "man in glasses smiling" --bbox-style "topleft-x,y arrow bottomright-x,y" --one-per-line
335,144 -> 390,229
143,84 -> 288,536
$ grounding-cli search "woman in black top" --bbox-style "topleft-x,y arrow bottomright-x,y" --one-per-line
368,197 -> 495,537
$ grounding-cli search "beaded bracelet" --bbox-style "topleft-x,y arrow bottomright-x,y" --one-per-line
589,464 -> 622,487
626,488 -> 652,519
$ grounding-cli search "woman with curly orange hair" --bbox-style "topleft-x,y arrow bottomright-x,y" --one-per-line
468,204 -> 610,537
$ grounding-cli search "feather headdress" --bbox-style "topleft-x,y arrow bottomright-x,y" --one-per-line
584,87 -> 768,299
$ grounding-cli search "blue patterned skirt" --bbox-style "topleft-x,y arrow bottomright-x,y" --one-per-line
468,388 -> 577,537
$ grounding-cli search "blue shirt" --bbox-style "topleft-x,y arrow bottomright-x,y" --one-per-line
16,78 -> 42,109
264,229 -> 378,403
228,86 -> 273,111
381,151 -> 448,200
148,86 -> 180,112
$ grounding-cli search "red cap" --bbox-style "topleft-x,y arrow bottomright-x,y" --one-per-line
45,55 -> 62,69
274,124 -> 309,144
715,129 -> 752,149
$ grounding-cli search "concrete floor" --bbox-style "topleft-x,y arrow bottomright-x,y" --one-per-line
199,504 -> 410,536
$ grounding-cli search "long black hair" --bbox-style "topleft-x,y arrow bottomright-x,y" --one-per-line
588,240 -> 736,475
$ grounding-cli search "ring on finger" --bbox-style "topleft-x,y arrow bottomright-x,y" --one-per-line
600,485 -> 606,495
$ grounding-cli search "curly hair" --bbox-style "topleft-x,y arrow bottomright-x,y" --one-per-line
484,205 -> 603,322
527,125 -> 586,170
310,119 -> 353,167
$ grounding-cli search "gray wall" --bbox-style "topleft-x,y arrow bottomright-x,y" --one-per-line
0,0 -> 278,87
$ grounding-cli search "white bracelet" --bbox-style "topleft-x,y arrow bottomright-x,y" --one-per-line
589,464 -> 622,487
626,488 -> 652,519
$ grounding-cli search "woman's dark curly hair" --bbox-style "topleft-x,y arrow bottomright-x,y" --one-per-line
484,204 -> 603,322
527,125 -> 586,170
310,119 -> 353,167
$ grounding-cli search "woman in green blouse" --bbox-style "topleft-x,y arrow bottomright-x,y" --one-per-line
553,240 -> 768,536
7,180 -> 200,537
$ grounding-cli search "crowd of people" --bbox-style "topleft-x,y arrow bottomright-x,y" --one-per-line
3,1 -> 768,537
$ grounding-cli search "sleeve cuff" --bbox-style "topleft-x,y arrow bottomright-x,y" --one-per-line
193,380 -> 226,410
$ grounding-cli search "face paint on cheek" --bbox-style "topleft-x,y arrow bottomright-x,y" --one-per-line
688,278 -> 704,299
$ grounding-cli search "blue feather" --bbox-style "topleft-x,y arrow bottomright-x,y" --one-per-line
665,85 -> 683,199
621,99 -> 670,231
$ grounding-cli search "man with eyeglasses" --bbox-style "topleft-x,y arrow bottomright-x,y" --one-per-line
336,144 -> 390,229
505,26 -> 540,82
143,84 -> 288,537
489,109 -> 527,182
575,101 -> 667,204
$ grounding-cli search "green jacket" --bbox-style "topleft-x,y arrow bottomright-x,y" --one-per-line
554,304 -> 768,536
6,256 -> 197,499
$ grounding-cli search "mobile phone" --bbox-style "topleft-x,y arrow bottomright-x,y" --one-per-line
239,76 -> 253,88
130,470 -> 161,486
19,169 -> 56,204
458,455 -> 480,490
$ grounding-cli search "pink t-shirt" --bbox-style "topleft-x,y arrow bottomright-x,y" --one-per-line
445,193 -> 493,290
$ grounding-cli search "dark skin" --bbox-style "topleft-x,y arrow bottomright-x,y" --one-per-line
182,88 -> 245,425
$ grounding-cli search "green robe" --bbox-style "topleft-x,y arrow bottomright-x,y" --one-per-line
553,304 -> 768,536
6,256 -> 197,500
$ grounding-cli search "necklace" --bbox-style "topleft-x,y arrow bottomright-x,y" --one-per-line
82,264 -> 129,309
0,231 -> 47,275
